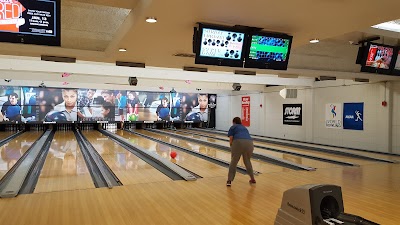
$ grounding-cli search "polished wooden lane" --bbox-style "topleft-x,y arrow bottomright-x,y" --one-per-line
83,130 -> 171,185
34,131 -> 94,193
0,131 -> 16,140
0,131 -> 43,180
165,130 -> 339,169
0,163 -> 398,224
116,130 -> 229,178
135,129 -> 290,174
191,129 -> 400,160
181,130 -> 379,166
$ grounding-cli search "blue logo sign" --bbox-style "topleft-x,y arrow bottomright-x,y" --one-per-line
343,103 -> 364,130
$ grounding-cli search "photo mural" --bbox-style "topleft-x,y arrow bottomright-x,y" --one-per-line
0,86 -> 217,126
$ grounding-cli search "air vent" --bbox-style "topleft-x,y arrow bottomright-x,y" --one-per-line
278,73 -> 298,78
173,53 -> 196,58
234,70 -> 256,76
41,55 -> 76,63
116,61 -> 145,68
279,88 -> 297,99
354,78 -> 369,83
183,66 -> 207,72
319,76 -> 336,81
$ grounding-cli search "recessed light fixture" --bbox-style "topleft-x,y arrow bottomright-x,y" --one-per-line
309,39 -> 320,44
119,48 -> 127,52
146,17 -> 157,23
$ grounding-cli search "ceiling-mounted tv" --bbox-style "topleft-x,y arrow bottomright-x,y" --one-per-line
360,42 -> 393,75
243,32 -> 293,70
194,23 -> 246,67
0,0 -> 61,46
390,48 -> 400,76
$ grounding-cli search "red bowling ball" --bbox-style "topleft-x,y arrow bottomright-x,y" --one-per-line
170,151 -> 177,159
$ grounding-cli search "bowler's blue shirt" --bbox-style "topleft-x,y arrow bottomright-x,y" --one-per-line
227,124 -> 252,140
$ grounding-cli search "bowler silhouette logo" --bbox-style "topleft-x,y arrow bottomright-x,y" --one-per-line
355,110 -> 363,122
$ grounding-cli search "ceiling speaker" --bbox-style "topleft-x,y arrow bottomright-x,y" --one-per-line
128,77 -> 138,86
232,83 -> 241,91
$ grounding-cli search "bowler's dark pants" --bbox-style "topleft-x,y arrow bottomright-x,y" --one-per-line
228,139 -> 255,181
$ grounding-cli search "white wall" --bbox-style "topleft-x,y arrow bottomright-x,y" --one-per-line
215,95 -> 232,132
312,81 -> 390,152
263,88 -> 313,142
392,81 -> 400,154
216,93 -> 265,135
216,80 -> 399,153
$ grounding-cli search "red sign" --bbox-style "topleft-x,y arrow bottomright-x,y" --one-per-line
241,96 -> 250,127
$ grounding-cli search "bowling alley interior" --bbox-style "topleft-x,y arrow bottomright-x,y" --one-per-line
0,1 -> 400,225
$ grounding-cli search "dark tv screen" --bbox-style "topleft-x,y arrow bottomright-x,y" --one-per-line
391,49 -> 400,75
244,33 -> 292,70
0,0 -> 60,46
195,24 -> 246,67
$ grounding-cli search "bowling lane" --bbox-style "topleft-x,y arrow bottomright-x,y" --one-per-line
134,129 -> 290,173
0,131 -> 16,140
116,130 -> 228,178
193,129 -> 400,161
0,131 -> 43,180
181,130 -> 377,166
163,130 -> 336,169
83,130 -> 171,185
34,131 -> 95,193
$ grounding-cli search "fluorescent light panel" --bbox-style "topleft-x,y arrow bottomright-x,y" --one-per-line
372,19 -> 400,33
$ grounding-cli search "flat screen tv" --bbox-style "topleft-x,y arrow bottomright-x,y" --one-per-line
0,0 -> 61,46
390,48 -> 400,76
243,32 -> 293,70
360,42 -> 393,75
194,23 -> 246,67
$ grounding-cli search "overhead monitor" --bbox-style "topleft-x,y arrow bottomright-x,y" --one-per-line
0,0 -> 61,46
194,23 -> 246,67
391,49 -> 400,76
360,42 -> 394,75
244,32 -> 293,70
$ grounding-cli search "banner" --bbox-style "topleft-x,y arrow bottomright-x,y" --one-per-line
343,103 -> 364,130
325,103 -> 342,129
283,104 -> 302,126
241,96 -> 250,127
0,85 -> 217,124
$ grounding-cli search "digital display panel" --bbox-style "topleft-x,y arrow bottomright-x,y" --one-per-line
199,28 -> 245,60
395,50 -> 400,70
0,0 -> 60,46
248,35 -> 290,62
365,44 -> 393,69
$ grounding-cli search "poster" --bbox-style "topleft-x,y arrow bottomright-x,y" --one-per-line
283,104 -> 302,126
241,96 -> 250,127
0,85 -> 217,124
325,103 -> 342,129
178,93 -> 209,122
343,103 -> 364,130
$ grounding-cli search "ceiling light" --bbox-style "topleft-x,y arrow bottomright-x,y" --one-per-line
372,19 -> 400,33
119,48 -> 127,52
146,17 -> 157,23
309,39 -> 319,44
